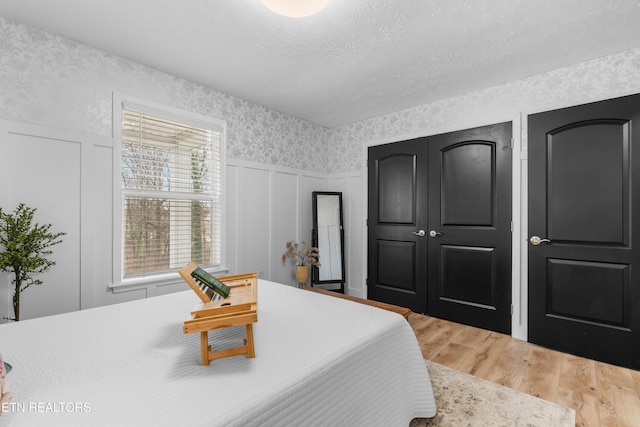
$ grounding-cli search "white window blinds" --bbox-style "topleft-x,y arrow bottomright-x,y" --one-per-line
121,109 -> 222,278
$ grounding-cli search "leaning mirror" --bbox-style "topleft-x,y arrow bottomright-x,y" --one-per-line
311,191 -> 345,292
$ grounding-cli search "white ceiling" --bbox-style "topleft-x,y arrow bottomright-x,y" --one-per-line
1,0 -> 640,128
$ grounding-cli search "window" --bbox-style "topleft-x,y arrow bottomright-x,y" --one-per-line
114,97 -> 225,284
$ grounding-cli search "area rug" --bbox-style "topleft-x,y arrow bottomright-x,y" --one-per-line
410,360 -> 575,426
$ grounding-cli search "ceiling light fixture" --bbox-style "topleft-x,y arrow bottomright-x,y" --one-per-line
261,0 -> 329,18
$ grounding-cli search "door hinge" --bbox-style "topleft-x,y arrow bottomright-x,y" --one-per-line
510,138 -> 514,149
510,304 -> 513,315
510,220 -> 513,232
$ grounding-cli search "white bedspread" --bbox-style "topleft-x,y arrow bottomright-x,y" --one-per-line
0,280 -> 436,426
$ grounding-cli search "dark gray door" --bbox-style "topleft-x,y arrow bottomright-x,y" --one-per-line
427,123 -> 513,334
367,137 -> 429,313
528,93 -> 640,369
367,123 -> 513,335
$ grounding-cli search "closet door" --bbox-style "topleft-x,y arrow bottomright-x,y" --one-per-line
529,93 -> 640,369
367,122 -> 512,335
427,122 -> 513,334
367,137 -> 429,314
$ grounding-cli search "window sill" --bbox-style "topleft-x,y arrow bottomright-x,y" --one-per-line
109,266 -> 230,294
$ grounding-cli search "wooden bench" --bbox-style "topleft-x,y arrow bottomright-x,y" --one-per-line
304,287 -> 412,319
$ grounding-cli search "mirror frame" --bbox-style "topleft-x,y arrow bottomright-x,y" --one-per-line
311,191 -> 345,292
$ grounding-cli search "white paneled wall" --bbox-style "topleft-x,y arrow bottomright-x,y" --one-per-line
0,125 -> 83,320
328,173 -> 365,297
0,120 -> 364,321
226,159 -> 336,286
0,120 -> 112,320
272,171 -> 303,283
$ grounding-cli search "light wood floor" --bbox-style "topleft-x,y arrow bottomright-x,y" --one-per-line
409,313 -> 640,427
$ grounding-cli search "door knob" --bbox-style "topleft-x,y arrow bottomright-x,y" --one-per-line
529,236 -> 551,245
412,229 -> 426,237
429,230 -> 442,238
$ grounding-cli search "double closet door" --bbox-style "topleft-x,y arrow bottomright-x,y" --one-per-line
367,122 -> 513,334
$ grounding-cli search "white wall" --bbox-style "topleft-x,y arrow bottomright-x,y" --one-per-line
326,47 -> 640,174
327,172 -> 365,297
2,15 -> 640,333
0,120 -> 121,320
0,17 -> 330,173
0,17 -> 343,321
328,47 -> 640,339
225,162 -> 365,295
0,124 -> 370,321
225,159 -> 329,285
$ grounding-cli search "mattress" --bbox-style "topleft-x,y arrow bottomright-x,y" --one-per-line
0,280 -> 436,426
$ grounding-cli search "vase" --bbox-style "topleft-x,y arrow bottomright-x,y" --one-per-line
295,265 -> 310,287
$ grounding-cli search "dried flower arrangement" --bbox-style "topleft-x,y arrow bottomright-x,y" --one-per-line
281,241 -> 321,267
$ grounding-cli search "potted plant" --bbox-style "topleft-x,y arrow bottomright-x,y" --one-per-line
0,203 -> 65,321
281,241 -> 320,287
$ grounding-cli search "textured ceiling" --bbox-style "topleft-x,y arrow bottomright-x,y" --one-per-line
1,0 -> 639,128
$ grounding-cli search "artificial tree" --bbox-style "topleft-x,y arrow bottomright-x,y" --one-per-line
0,203 -> 65,321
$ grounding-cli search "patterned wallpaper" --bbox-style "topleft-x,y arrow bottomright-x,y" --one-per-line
327,47 -> 640,173
0,17 -> 330,173
2,17 -> 640,175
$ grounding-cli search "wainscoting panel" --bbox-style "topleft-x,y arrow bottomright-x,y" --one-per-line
328,173 -> 365,297
0,120 -> 114,320
226,159 -> 330,287
272,171 -> 303,284
0,120 -> 363,321
242,167 -> 272,278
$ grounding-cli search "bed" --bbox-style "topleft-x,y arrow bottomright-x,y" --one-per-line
0,279 -> 436,426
